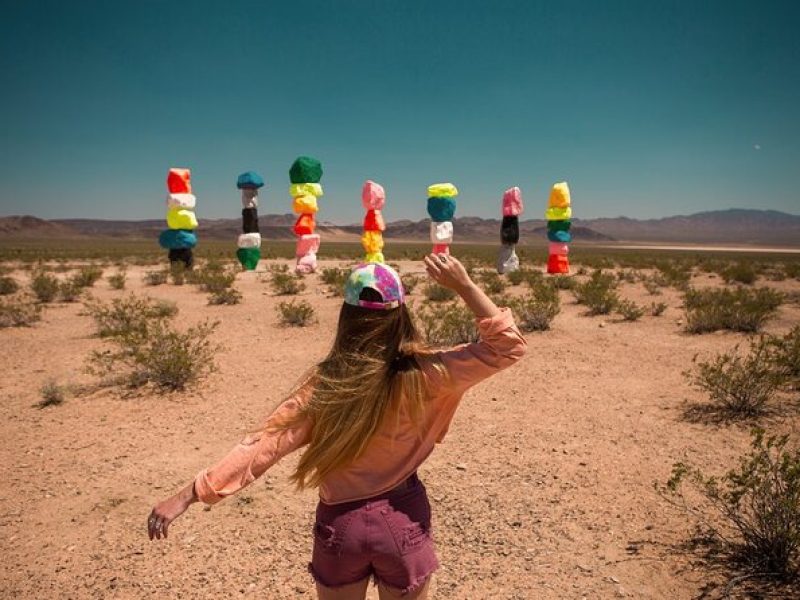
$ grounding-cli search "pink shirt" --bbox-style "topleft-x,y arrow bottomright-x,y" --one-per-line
194,308 -> 526,506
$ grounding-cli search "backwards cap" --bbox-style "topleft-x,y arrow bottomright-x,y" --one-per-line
344,263 -> 405,310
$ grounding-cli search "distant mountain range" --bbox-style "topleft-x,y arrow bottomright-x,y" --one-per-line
0,209 -> 798,246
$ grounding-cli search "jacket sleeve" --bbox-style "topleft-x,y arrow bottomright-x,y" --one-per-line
430,307 -> 527,395
193,388 -> 313,505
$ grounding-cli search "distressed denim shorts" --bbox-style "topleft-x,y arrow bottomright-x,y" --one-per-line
308,473 -> 439,595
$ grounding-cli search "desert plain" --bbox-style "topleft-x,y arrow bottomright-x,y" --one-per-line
1,250 -> 799,600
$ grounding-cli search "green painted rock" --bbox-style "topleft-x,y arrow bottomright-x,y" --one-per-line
546,219 -> 571,232
237,247 -> 261,271
289,156 -> 323,183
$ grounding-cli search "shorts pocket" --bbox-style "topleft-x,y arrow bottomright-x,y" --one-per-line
313,512 -> 355,554
380,507 -> 432,556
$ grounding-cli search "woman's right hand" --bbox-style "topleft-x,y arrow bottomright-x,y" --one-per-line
423,254 -> 473,292
147,482 -> 197,540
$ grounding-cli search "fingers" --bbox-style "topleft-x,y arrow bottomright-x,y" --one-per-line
423,255 -> 442,280
148,510 -> 169,541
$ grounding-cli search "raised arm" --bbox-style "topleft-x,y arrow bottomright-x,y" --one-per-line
423,254 -> 527,393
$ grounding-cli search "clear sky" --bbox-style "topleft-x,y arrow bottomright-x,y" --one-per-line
0,0 -> 798,223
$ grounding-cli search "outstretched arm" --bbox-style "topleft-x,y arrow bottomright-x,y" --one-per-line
147,386 -> 313,541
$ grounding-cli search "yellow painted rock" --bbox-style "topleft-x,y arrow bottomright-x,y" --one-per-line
545,206 -> 572,221
548,182 -> 571,208
166,208 -> 198,230
289,183 -> 323,198
365,251 -> 385,263
362,231 -> 384,253
427,182 -> 458,197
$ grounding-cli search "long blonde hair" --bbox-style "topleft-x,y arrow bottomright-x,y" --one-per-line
270,293 -> 439,489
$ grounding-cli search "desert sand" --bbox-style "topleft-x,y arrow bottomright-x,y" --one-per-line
1,259 -> 799,599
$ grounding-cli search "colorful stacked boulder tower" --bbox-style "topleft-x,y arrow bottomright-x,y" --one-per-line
236,171 -> 264,271
289,156 -> 323,274
497,186 -> 523,273
427,183 -> 458,255
545,182 -> 572,274
362,180 -> 386,263
159,168 -> 198,269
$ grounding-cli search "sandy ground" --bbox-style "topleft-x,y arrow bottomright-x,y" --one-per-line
1,259 -> 799,599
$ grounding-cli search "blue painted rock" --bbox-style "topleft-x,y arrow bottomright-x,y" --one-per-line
159,229 -> 197,249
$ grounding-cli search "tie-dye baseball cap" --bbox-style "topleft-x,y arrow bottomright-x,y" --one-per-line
344,263 -> 405,310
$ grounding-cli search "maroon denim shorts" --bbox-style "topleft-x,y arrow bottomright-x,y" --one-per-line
309,473 -> 439,594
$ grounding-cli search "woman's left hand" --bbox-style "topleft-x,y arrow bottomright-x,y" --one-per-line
147,482 -> 196,540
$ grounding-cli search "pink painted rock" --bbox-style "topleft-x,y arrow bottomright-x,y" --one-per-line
502,186 -> 523,216
295,252 -> 318,274
548,242 -> 569,255
362,180 -> 385,210
296,234 -> 321,256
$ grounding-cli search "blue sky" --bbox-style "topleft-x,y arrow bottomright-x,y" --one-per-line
0,0 -> 798,223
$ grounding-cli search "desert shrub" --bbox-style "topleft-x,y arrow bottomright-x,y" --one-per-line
267,263 -> 289,274
320,267 -> 349,296
38,380 -> 66,408
0,276 -> 19,295
208,287 -> 242,305
401,274 -> 420,295
0,297 -> 42,328
71,265 -> 103,288
768,326 -> 800,390
193,265 -> 236,293
643,278 -> 662,296
30,271 -> 60,303
785,263 -> 800,280
415,302 -> 477,346
573,270 -> 619,315
276,299 -> 316,327
578,256 -> 615,270
143,269 -> 169,286
656,261 -> 693,290
616,299 -> 645,321
480,272 -> 507,295
506,269 -> 527,286
722,262 -> 757,285
170,262 -> 186,285
107,270 -> 127,290
548,274 -> 575,290
767,269 -> 787,282
424,283 -> 457,303
87,317 -> 218,391
270,271 -> 305,295
509,281 -> 560,332
616,269 -> 638,284
665,429 -> 800,583
684,287 -> 783,334
84,294 -> 178,338
650,301 -> 668,316
320,267 -> 346,285
58,279 -> 84,303
686,338 -> 781,418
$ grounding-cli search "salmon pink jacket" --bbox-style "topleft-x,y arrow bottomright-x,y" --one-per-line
194,308 -> 526,506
